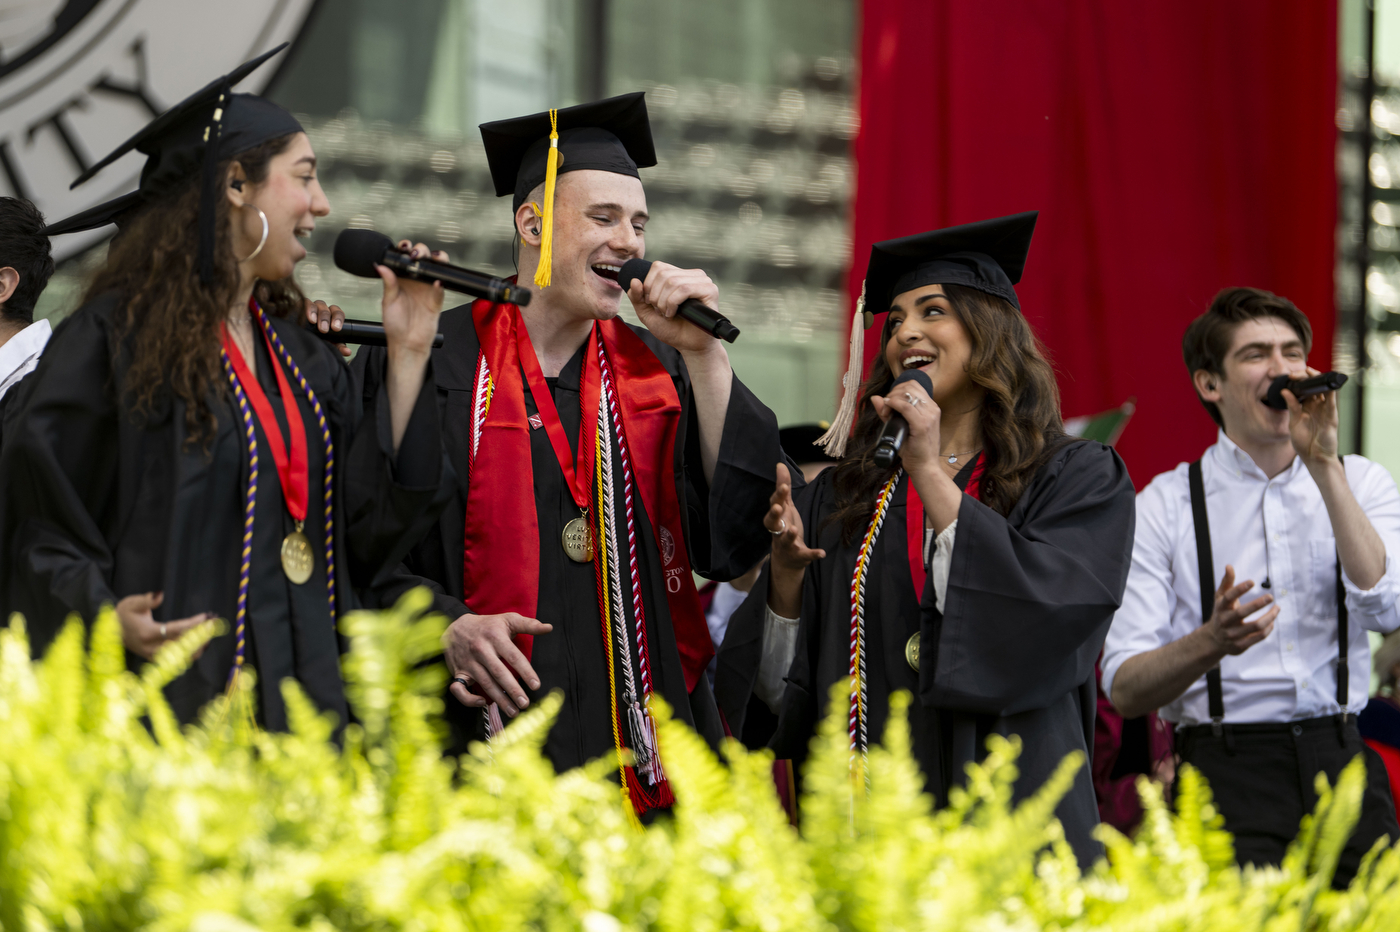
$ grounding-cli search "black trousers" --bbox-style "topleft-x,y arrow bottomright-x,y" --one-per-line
1177,715 -> 1399,887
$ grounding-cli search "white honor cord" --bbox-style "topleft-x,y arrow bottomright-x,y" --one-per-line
599,390 -> 659,781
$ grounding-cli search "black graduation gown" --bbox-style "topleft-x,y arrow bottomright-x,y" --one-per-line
354,303 -> 788,772
715,440 -> 1136,866
0,293 -> 455,729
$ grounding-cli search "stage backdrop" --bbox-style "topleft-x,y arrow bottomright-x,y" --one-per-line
851,0 -> 1337,487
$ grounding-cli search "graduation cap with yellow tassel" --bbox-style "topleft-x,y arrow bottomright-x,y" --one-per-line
480,93 -> 657,289
817,212 -> 1039,458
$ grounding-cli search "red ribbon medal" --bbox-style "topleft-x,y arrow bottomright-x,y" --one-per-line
221,320 -> 314,582
516,323 -> 602,561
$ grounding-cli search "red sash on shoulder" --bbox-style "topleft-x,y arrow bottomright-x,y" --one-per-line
905,452 -> 984,598
461,300 -> 714,690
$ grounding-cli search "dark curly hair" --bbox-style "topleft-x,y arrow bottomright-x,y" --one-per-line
82,134 -> 305,445
829,283 -> 1075,539
0,196 -> 55,327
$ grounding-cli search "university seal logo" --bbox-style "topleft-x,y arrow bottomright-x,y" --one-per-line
658,525 -> 676,566
0,0 -> 315,259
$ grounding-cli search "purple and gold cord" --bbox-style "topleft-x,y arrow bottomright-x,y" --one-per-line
251,302 -> 338,618
219,305 -> 338,691
219,350 -> 258,686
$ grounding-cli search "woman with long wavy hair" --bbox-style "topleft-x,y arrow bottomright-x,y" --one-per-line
714,213 -> 1136,866
0,50 -> 453,730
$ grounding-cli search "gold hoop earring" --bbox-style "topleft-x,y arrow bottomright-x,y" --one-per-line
240,206 -> 269,263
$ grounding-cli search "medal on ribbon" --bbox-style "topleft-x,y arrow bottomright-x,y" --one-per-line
221,319 -> 314,584
517,323 -> 601,564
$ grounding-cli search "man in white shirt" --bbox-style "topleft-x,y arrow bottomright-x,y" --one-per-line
1102,287 -> 1400,884
0,198 -> 55,401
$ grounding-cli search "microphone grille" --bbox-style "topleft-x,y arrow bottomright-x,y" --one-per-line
890,367 -> 933,395
617,258 -> 652,293
334,228 -> 394,279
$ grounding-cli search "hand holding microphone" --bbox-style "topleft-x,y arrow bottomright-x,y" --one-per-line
618,258 -> 740,344
872,369 -> 937,468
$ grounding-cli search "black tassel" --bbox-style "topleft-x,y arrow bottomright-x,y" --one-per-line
197,78 -> 231,285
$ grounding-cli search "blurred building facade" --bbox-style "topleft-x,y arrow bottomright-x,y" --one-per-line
34,0 -> 855,427
278,0 -> 856,426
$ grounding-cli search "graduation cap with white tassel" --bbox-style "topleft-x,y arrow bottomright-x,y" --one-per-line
815,212 -> 1039,460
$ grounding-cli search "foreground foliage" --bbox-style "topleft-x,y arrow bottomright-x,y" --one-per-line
2,590 -> 1400,931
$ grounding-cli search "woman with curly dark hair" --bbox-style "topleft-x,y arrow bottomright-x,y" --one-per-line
0,48 -> 453,730
715,213 -> 1135,866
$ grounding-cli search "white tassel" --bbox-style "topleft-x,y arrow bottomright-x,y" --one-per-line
816,281 -> 867,459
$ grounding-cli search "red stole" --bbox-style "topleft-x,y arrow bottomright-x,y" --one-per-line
904,453 -> 985,598
461,300 -> 714,690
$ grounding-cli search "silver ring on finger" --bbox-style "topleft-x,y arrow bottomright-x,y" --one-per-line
159,623 -> 167,640
904,392 -> 921,407
769,518 -> 786,536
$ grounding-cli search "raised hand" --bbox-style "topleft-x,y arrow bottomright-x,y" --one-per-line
765,463 -> 825,617
443,611 -> 554,715
305,299 -> 350,357
625,261 -> 722,355
114,591 -> 213,661
1205,565 -> 1277,656
870,377 -> 943,478
378,240 -> 445,357
1283,366 -> 1339,464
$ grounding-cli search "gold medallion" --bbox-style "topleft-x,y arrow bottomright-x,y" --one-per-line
905,633 -> 921,672
281,526 -> 315,584
561,516 -> 595,563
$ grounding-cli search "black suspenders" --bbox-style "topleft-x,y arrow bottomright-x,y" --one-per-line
1187,459 -> 1349,735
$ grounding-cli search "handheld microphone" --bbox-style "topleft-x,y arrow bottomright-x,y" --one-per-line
306,318 -> 444,348
333,229 -> 532,306
873,369 -> 934,468
1262,371 -> 1348,410
617,258 -> 740,343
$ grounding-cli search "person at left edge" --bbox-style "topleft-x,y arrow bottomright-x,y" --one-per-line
0,46 -> 455,731
355,93 -> 791,814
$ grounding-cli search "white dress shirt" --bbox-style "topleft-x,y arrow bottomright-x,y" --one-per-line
0,318 -> 51,400
1101,429 -> 1400,725
755,517 -> 959,712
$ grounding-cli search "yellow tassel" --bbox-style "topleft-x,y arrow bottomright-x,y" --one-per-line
533,109 -> 560,289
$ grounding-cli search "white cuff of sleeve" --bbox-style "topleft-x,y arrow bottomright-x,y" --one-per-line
755,604 -> 801,714
930,518 -> 958,614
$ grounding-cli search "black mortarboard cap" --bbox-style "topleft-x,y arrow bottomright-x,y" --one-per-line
41,191 -> 143,236
815,211 -> 1039,458
779,423 -> 840,464
480,92 -> 656,211
53,43 -> 300,282
862,211 -> 1038,325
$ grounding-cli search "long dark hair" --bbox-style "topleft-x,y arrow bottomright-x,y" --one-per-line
829,283 -> 1073,540
82,134 -> 305,445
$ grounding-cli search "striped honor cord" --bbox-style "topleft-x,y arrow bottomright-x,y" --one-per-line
848,469 -> 902,769
597,349 -> 659,701
252,303 -> 337,620
219,351 -> 259,687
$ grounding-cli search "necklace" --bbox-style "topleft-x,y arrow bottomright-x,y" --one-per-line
941,447 -> 980,465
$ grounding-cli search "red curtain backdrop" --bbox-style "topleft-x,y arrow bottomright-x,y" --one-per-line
850,0 -> 1337,487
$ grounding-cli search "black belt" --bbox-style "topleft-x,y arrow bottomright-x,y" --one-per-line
1188,459 -> 1349,736
1177,712 -> 1357,754
1178,713 -> 1355,739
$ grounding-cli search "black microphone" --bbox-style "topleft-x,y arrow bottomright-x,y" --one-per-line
1262,371 -> 1348,410
617,258 -> 740,343
334,229 -> 532,306
305,318 -> 444,348
873,369 -> 934,468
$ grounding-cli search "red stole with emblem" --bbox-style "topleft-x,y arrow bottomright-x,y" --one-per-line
461,300 -> 714,691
